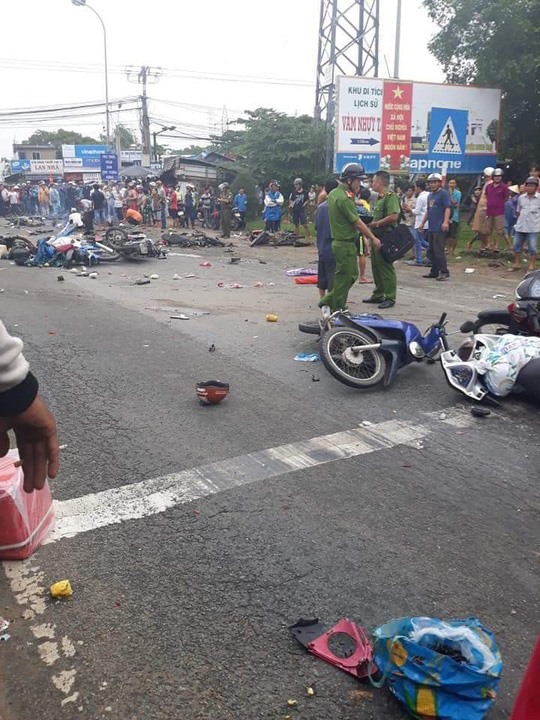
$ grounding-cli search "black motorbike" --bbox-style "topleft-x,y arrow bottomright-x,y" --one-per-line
103,227 -> 164,261
460,270 -> 540,337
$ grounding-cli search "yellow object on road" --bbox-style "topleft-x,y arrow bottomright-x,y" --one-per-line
50,580 -> 73,599
266,314 -> 279,322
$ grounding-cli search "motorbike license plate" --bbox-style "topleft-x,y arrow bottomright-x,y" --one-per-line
139,241 -> 148,254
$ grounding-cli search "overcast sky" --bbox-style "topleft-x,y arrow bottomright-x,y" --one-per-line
1,0 -> 444,158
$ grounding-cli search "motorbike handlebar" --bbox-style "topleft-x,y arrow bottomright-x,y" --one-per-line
437,313 -> 447,326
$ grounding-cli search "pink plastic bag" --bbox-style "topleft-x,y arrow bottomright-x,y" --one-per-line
0,450 -> 54,560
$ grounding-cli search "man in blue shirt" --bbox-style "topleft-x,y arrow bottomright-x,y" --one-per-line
315,178 -> 339,298
419,173 -> 452,281
446,178 -> 461,255
234,188 -> 248,229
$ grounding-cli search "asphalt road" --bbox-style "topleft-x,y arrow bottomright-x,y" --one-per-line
0,233 -> 538,720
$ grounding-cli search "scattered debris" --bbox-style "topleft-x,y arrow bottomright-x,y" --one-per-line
492,294 -> 506,299
294,353 -> 320,362
0,634 -> 11,642
149,274 -> 159,280
295,276 -> 318,285
89,272 -> 98,279
0,617 -> 9,633
360,420 -> 373,427
185,273 -> 196,278
290,618 -> 375,680
311,375 -> 320,382
199,262 -> 212,268
217,282 -> 244,289
229,257 -> 241,265
209,344 -> 216,353
173,273 -> 180,280
464,268 -> 476,274
254,282 -> 264,288
439,413 -> 447,420
0,289 -> 4,294
259,259 -> 267,264
191,310 -> 211,316
57,275 -> 65,282
306,687 -> 315,697
170,315 -> 190,320
134,279 -> 151,285
287,700 -> 298,708
286,268 -> 318,277
266,314 -> 278,322
50,580 -> 73,599
59,444 -> 68,451
196,380 -> 230,405
471,406 -> 491,418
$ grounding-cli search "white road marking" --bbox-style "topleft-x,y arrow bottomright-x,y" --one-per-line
44,412 -> 472,544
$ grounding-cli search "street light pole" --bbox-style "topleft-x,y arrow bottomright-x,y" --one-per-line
71,0 -> 110,147
152,126 -> 176,163
394,0 -> 402,79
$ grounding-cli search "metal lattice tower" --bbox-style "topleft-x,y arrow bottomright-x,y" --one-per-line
315,0 -> 380,123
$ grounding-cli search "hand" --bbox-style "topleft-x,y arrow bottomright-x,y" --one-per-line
419,224 -> 425,231
371,237 -> 381,250
0,396 -> 59,493
442,221 -> 449,232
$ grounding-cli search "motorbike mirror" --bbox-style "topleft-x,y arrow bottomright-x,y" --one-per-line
459,320 -> 476,333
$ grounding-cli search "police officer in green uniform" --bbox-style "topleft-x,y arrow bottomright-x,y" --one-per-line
363,170 -> 400,309
319,164 -> 380,316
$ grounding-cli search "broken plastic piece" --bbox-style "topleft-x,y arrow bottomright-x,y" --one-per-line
0,617 -> 9,633
266,314 -> 278,322
294,353 -> 320,362
0,634 -> 10,642
170,315 -> 190,320
471,406 -> 491,418
290,618 -> 376,680
199,262 -> 212,268
50,580 -> 73,599
149,274 -> 159,280
287,699 -> 298,708
306,687 -> 315,697
134,279 -> 150,285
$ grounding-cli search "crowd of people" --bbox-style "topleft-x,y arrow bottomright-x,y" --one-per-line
312,162 -> 540,318
0,178 -> 249,239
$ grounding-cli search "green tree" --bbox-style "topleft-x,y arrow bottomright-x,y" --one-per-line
423,0 -> 540,174
210,109 -> 332,196
24,129 -> 100,158
108,124 -> 138,150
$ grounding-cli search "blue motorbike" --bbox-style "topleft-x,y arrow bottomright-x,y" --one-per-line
308,311 -> 449,389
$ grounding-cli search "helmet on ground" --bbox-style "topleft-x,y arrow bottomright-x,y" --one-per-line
525,176 -> 539,186
427,173 -> 442,182
196,380 -> 230,405
493,168 -> 504,177
339,163 -> 366,181
293,178 -> 303,185
483,167 -> 495,177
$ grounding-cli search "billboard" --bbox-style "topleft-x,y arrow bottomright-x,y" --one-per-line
62,144 -> 109,170
335,76 -> 501,175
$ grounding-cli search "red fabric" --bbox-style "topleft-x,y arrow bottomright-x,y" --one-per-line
295,276 -> 318,284
511,637 -> 540,720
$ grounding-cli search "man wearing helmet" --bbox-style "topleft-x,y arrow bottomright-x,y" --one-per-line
289,178 -> 311,242
511,176 -> 540,273
318,163 -> 379,316
471,167 -> 494,250
419,173 -> 452,281
485,168 -> 509,251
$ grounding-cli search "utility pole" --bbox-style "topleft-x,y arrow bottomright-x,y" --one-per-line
394,0 -> 402,79
125,65 -> 162,159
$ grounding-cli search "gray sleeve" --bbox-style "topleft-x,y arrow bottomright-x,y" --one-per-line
0,320 -> 30,393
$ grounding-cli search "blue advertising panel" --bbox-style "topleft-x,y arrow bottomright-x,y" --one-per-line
100,153 -> 119,181
62,144 -> 109,170
10,159 -> 31,174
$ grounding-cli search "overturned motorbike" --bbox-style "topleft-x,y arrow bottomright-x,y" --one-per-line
103,227 -> 165,261
441,332 -> 540,405
312,311 -> 449,389
460,269 -> 540,337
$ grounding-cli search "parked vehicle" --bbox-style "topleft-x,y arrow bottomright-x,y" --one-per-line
460,270 -> 540,337
315,311 -> 449,389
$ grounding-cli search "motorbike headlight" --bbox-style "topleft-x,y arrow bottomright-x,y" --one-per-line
408,341 -> 425,359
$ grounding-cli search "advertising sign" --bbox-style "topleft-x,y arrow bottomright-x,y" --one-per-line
29,159 -> 64,174
335,76 -> 501,174
10,159 -> 31,174
100,153 -> 118,181
62,144 -> 109,170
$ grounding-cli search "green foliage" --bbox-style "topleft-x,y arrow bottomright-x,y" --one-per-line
24,129 -> 99,157
229,170 -> 261,220
210,108 -> 333,197
423,0 -> 540,174
110,124 -> 138,150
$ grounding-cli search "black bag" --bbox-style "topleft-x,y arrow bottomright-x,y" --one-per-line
380,223 -> 415,263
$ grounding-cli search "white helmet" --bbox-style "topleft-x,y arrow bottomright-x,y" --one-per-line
427,173 -> 442,182
483,167 -> 494,177
294,178 -> 303,185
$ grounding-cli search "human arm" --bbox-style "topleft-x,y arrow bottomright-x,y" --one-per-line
442,191 -> 452,231
371,193 -> 400,230
0,321 -> 59,492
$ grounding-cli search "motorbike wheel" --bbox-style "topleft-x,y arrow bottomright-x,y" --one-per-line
320,327 -> 386,389
472,320 -> 512,335
104,227 -> 128,247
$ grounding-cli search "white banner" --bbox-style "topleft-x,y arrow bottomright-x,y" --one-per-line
29,159 -> 64,174
336,76 -> 384,154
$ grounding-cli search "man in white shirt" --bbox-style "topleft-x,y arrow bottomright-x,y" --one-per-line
406,178 -> 430,266
512,176 -> 540,272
